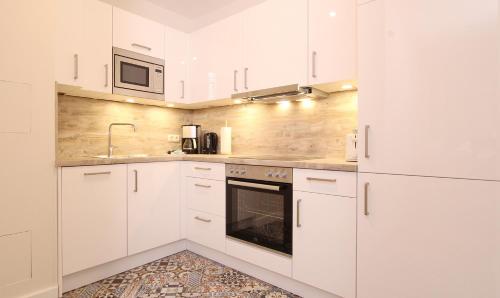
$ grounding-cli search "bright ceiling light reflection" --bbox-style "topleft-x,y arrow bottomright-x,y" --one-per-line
233,99 -> 243,104
126,98 -> 135,103
300,99 -> 315,108
341,84 -> 353,90
166,103 -> 175,107
277,100 -> 291,108
329,11 -> 337,17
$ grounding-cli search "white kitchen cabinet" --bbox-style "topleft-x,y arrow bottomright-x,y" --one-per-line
61,165 -> 127,275
186,209 -> 226,252
242,0 -> 308,91
308,0 -> 356,85
357,173 -> 499,298
113,7 -> 165,59
357,0 -> 500,180
165,26 -> 190,103
127,162 -> 181,255
190,14 -> 244,102
293,191 -> 356,298
55,0 -> 112,93
186,177 -> 225,217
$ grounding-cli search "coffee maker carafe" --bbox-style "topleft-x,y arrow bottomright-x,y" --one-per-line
182,125 -> 201,154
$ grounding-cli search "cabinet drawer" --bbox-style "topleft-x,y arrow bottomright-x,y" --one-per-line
182,162 -> 225,181
293,169 -> 356,197
186,209 -> 225,252
186,177 -> 225,216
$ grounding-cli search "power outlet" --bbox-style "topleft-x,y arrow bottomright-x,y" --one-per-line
167,134 -> 180,143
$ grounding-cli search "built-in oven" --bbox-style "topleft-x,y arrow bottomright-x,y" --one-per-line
226,164 -> 293,255
113,47 -> 164,100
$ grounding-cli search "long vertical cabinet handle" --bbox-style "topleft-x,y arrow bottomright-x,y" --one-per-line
133,170 -> 138,192
180,80 -> 185,99
233,70 -> 238,92
364,125 -> 370,158
296,199 -> 302,227
312,51 -> 317,78
244,67 -> 248,90
73,54 -> 79,80
364,182 -> 370,216
104,64 -> 109,87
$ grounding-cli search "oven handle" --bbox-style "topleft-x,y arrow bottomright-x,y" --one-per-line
227,180 -> 281,192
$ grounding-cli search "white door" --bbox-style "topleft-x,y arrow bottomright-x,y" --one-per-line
242,0 -> 308,91
81,0 -> 112,93
189,14 -> 244,102
293,191 -> 356,298
357,173 -> 500,298
113,7 -> 165,59
357,0 -> 500,180
127,162 -> 181,255
62,165 -> 127,275
165,26 -> 189,102
308,0 -> 356,85
55,0 -> 83,86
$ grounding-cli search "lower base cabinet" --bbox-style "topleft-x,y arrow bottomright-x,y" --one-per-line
292,191 -> 356,298
357,173 -> 500,298
62,165 -> 128,275
127,162 -> 181,255
186,209 -> 226,252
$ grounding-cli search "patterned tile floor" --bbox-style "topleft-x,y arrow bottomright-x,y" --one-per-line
64,250 -> 301,298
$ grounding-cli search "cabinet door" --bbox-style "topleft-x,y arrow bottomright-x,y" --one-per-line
55,0 -> 83,86
165,26 -> 189,102
293,191 -> 356,298
62,165 -> 127,275
357,0 -> 500,180
113,7 -> 165,59
308,0 -> 356,85
127,162 -> 180,255
242,0 -> 308,91
357,173 -> 500,298
81,0 -> 112,93
189,14 -> 244,102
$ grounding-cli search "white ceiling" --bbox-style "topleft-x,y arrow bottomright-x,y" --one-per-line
147,0 -> 238,19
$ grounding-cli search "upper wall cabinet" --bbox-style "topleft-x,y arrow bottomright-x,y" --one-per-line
165,26 -> 190,103
308,0 -> 356,85
113,7 -> 165,59
55,0 -> 112,93
357,0 -> 500,180
190,14 -> 244,102
242,0 -> 308,91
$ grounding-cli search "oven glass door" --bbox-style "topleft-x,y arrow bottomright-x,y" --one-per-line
226,178 -> 292,255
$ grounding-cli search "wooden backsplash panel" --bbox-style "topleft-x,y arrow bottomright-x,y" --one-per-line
57,91 -> 357,160
192,91 -> 358,158
57,95 -> 191,159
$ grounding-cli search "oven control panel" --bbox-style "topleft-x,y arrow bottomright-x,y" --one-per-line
226,164 -> 293,183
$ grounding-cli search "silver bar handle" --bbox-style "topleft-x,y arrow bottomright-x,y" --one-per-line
228,180 -> 280,192
306,177 -> 337,183
364,125 -> 370,158
244,67 -> 248,90
194,216 -> 212,223
134,169 -> 138,192
73,54 -> 79,80
104,64 -> 109,88
194,183 -> 211,188
194,167 -> 211,171
297,199 -> 302,227
131,43 -> 152,51
84,171 -> 111,176
364,182 -> 370,216
180,80 -> 185,99
312,51 -> 317,78
233,70 -> 238,92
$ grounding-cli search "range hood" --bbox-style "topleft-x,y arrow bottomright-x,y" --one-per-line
231,84 -> 328,102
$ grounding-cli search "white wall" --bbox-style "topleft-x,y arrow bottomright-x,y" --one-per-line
0,1 -> 58,297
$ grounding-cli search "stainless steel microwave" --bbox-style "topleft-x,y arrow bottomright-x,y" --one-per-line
113,47 -> 164,100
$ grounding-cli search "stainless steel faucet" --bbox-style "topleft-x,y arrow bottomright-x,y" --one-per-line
108,123 -> 136,158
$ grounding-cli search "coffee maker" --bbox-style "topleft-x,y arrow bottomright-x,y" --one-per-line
182,125 -> 201,154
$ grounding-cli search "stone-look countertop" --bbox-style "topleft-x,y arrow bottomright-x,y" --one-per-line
56,154 -> 358,172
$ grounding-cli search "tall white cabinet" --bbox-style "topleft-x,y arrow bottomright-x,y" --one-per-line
357,0 -> 499,180
165,26 -> 190,102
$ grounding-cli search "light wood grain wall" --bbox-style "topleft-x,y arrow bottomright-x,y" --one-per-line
57,91 -> 357,159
